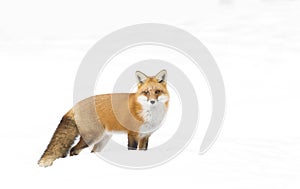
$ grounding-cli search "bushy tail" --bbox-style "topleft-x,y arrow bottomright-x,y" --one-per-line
38,114 -> 78,167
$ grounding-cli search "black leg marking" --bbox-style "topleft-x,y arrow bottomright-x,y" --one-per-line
144,138 -> 149,150
138,136 -> 150,150
128,134 -> 138,150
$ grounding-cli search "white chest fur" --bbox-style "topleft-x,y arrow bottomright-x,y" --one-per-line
137,94 -> 169,137
139,103 -> 167,136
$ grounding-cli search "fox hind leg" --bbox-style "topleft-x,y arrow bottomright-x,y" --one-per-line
91,134 -> 112,153
70,137 -> 88,156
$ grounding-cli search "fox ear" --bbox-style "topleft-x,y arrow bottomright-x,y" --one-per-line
155,69 -> 167,83
136,71 -> 148,83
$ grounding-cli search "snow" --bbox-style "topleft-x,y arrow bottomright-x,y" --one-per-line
1,0 -> 300,188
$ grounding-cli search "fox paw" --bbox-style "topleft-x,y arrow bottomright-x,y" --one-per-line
70,148 -> 80,156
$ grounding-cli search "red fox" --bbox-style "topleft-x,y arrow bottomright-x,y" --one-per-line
38,70 -> 169,167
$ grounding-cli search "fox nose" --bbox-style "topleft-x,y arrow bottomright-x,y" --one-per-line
150,100 -> 155,104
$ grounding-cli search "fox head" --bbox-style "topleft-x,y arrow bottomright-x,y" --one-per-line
135,70 -> 169,107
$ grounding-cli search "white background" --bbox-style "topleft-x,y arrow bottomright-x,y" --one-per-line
1,0 -> 300,188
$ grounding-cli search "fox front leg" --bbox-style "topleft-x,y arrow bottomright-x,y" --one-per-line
138,135 -> 150,150
127,134 -> 138,150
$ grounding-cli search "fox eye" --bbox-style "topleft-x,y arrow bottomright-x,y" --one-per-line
143,91 -> 149,95
155,90 -> 161,94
